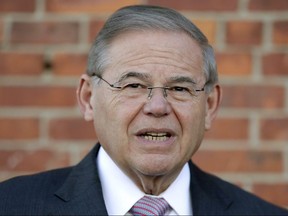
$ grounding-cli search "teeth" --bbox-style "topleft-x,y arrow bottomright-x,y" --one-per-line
144,135 -> 168,141
143,132 -> 170,141
146,132 -> 167,136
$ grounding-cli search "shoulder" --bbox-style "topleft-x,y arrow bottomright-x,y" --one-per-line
0,145 -> 101,215
0,167 -> 72,214
0,166 -> 71,191
190,163 -> 288,215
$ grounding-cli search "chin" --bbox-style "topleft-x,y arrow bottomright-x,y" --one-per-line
135,157 -> 176,177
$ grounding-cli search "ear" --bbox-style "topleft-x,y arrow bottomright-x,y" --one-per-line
205,84 -> 222,130
76,74 -> 94,121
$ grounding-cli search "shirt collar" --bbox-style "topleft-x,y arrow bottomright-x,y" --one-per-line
97,147 -> 192,215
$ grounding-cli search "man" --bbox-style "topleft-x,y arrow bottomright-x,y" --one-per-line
0,5 -> 287,216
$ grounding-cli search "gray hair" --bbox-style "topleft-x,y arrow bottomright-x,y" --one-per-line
87,5 -> 218,92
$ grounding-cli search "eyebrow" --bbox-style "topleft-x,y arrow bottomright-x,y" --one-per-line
168,76 -> 197,85
117,71 -> 151,83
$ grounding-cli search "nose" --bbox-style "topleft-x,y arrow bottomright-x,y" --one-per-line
143,88 -> 172,117
147,87 -> 168,100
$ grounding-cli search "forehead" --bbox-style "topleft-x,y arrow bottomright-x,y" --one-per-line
105,30 -> 204,79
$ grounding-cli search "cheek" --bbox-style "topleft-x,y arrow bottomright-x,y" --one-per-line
174,101 -> 207,144
91,93 -> 141,142
175,100 -> 206,126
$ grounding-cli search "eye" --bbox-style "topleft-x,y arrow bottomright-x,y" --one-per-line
123,83 -> 146,89
170,86 -> 191,92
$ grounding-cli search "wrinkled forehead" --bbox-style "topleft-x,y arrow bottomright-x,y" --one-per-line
108,30 -> 202,57
104,30 -> 204,79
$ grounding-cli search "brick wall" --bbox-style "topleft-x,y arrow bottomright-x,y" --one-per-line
0,0 -> 288,208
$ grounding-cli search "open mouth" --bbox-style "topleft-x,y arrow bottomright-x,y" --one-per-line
140,132 -> 172,142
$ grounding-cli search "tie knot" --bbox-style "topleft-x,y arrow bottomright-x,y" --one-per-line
130,195 -> 171,216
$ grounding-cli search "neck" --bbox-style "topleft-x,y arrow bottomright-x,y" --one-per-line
127,168 -> 181,196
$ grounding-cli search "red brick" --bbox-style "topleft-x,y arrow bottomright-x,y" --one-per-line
10,22 -> 79,44
53,53 -> 87,76
0,149 -> 69,172
0,118 -> 39,140
249,0 -> 288,11
205,118 -> 249,140
193,20 -> 216,43
89,20 -> 105,42
260,118 -> 288,141
226,21 -> 262,45
46,0 -> 139,13
262,53 -> 288,76
0,86 -> 77,107
49,118 -> 96,140
0,52 -> 43,76
221,85 -> 285,109
273,21 -> 288,45
253,183 -> 288,206
216,52 -> 252,76
193,150 -> 283,173
0,0 -> 35,12
147,0 -> 238,11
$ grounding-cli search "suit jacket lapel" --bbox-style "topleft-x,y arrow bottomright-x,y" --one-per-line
52,144 -> 108,215
189,161 -> 233,215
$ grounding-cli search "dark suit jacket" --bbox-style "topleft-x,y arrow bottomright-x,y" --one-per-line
0,144 -> 287,215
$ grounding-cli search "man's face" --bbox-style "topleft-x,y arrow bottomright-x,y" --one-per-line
82,30 -> 219,186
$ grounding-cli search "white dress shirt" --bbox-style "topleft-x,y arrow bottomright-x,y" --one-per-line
97,147 -> 193,215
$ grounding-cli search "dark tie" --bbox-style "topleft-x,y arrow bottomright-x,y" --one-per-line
129,195 -> 171,215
